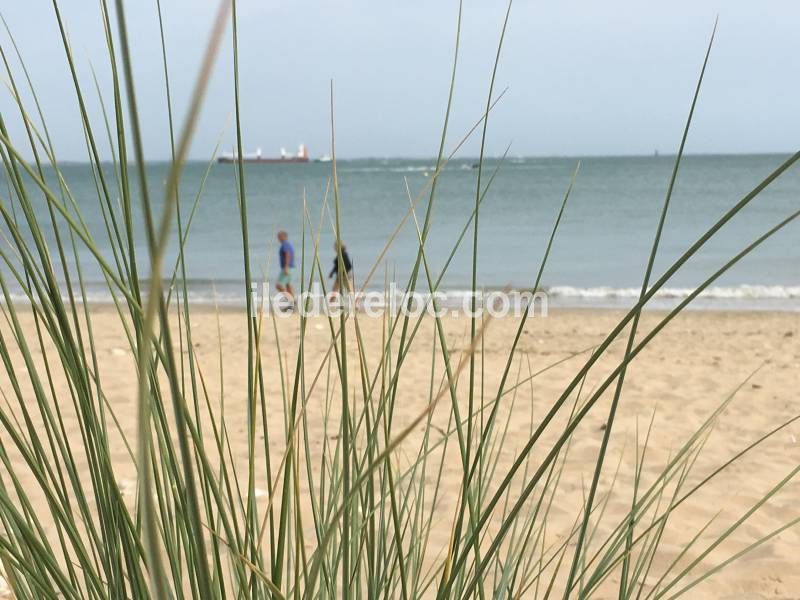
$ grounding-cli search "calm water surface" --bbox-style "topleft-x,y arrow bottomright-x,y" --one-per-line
3,154 -> 799,310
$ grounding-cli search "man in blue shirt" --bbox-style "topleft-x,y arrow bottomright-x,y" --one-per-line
276,230 -> 295,304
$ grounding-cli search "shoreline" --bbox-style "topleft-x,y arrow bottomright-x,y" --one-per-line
2,298 -> 798,314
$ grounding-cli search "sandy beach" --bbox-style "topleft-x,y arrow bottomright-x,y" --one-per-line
1,305 -> 798,597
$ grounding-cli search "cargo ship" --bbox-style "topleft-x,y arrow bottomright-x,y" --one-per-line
218,144 -> 310,164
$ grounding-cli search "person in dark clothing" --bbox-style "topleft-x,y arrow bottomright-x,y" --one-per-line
329,242 -> 353,293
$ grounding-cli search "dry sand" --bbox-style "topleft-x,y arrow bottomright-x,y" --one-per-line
1,305 -> 798,598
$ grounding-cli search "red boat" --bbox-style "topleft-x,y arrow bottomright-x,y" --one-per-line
218,144 -> 309,164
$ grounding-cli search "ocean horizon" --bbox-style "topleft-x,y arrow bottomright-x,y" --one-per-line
48,150 -> 800,165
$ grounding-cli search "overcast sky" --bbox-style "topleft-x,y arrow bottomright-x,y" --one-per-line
1,1 -> 798,160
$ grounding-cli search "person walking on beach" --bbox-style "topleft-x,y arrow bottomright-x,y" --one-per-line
276,230 -> 295,305
329,241 -> 353,294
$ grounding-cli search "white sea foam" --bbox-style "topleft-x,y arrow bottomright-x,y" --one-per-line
338,165 -> 436,174
546,284 -> 800,300
2,283 -> 797,311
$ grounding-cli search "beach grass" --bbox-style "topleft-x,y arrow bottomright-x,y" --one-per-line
0,1 -> 798,598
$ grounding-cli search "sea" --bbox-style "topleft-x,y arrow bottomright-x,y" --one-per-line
3,154 -> 799,311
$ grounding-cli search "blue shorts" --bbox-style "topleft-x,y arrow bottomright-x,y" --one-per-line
277,269 -> 294,287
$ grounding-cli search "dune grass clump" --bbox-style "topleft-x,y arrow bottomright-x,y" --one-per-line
0,1 -> 798,598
